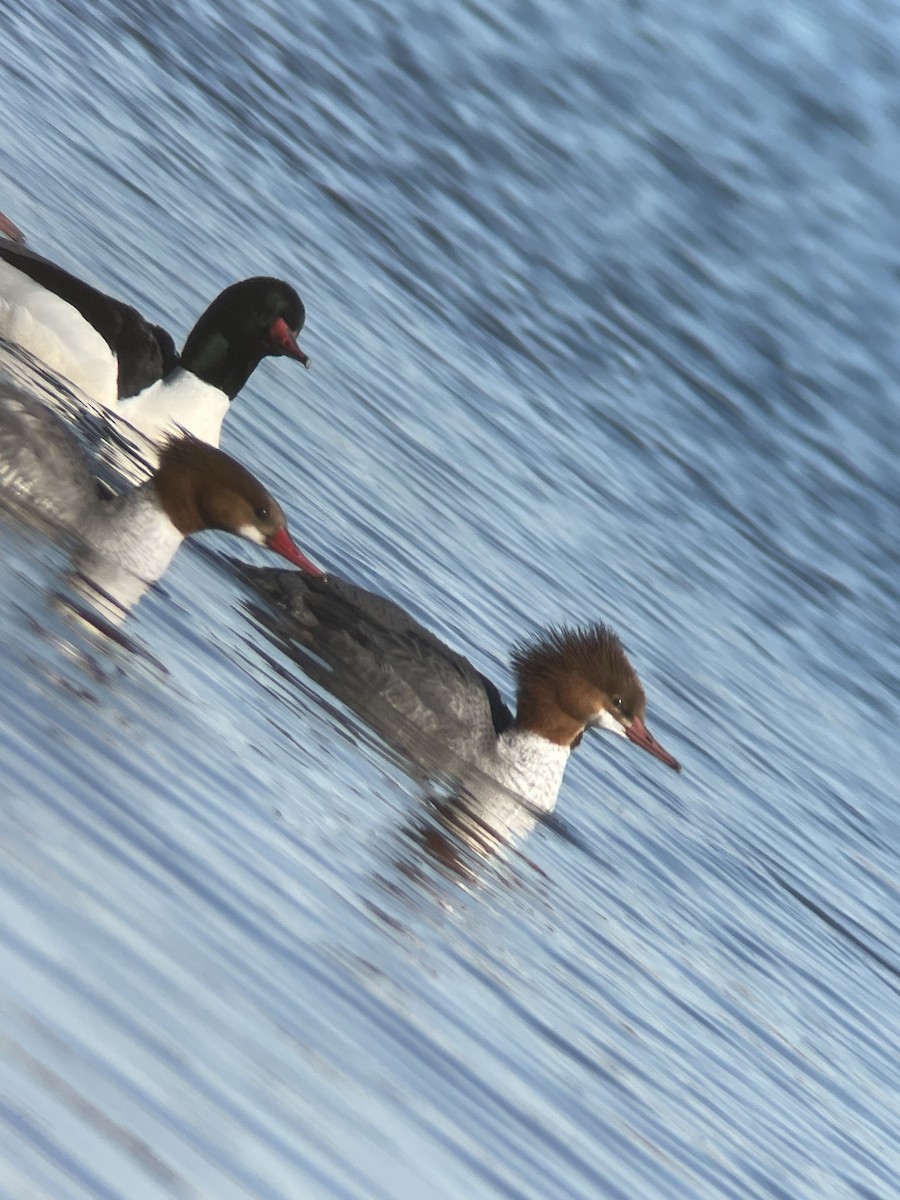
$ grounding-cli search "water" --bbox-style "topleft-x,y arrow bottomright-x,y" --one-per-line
0,0 -> 898,1195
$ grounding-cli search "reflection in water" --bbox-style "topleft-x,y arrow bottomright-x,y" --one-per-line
0,332 -> 172,481
54,585 -> 164,661
399,788 -> 547,888
65,548 -> 158,627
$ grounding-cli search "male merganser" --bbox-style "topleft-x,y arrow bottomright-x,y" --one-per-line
0,238 -> 308,448
241,568 -> 681,813
0,387 -> 322,615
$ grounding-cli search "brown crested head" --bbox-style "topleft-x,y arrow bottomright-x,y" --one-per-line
511,623 -> 644,745
510,623 -> 681,771
152,437 -> 324,574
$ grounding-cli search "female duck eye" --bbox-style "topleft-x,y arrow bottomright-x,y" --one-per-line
254,505 -> 270,521
612,696 -> 624,710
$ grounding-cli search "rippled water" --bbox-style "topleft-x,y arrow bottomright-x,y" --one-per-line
1,0 -> 899,1196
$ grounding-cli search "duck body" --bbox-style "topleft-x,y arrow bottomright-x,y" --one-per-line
243,568 -> 680,811
0,244 -> 173,408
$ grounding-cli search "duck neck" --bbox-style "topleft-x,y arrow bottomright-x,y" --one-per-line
180,330 -> 256,399
84,484 -> 183,584
493,725 -> 571,813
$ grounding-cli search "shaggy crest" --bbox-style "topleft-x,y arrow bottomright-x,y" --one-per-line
510,622 -> 647,738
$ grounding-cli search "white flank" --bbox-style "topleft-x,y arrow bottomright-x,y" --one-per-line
0,258 -> 118,408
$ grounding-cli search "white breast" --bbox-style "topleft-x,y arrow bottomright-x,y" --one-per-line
489,729 -> 571,812
116,366 -> 229,446
0,259 -> 119,409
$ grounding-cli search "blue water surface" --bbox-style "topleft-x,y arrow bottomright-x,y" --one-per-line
0,0 -> 898,1196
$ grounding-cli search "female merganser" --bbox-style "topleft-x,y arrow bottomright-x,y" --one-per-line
241,568 -> 681,813
0,387 -> 322,615
0,238 -> 308,448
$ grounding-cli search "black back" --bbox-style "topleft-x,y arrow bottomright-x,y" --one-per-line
0,242 -> 178,396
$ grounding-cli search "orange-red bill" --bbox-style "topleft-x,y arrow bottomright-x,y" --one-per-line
626,716 -> 681,772
269,316 -> 310,367
267,527 -> 324,576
